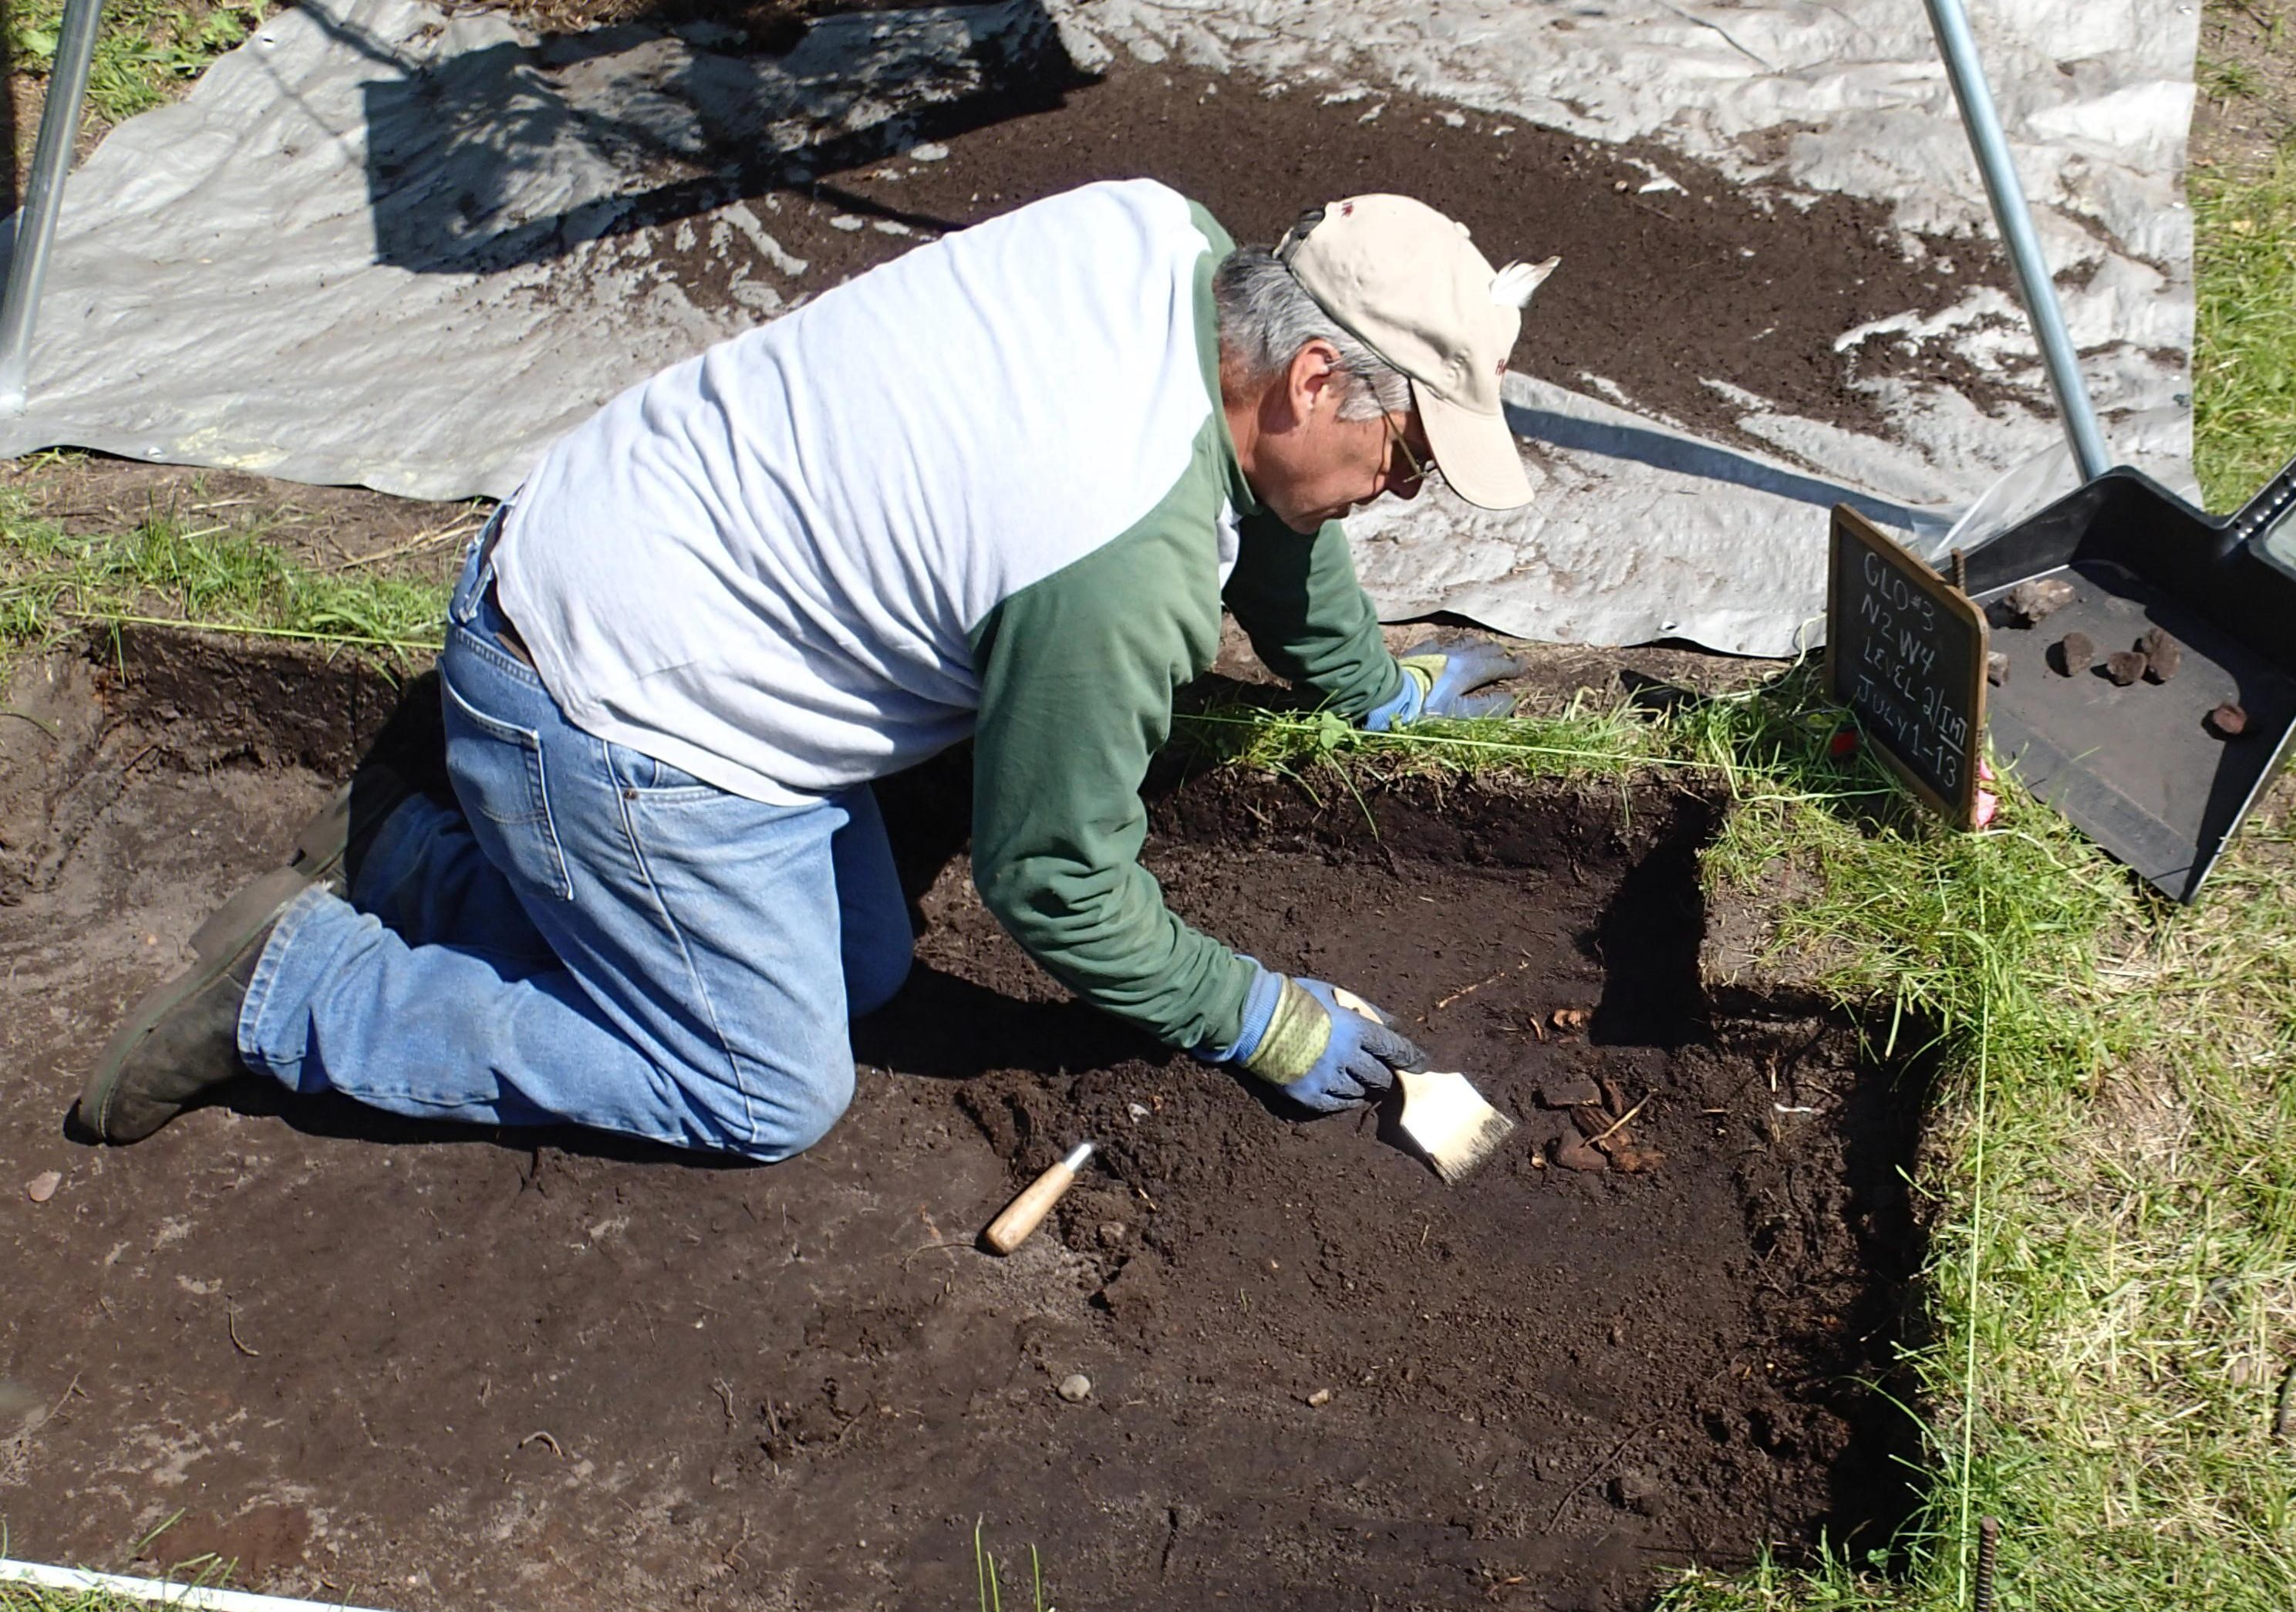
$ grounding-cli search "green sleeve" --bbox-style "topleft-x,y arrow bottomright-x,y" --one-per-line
968,511 -> 1258,1052
1222,512 -> 1405,718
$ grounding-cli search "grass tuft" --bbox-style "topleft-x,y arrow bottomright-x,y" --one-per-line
0,487 -> 450,663
5,0 -> 265,126
2193,149 -> 2296,510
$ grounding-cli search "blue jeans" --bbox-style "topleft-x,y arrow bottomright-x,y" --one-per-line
238,540 -> 913,1159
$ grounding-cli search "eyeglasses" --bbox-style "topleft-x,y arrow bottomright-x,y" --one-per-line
1379,413 -> 1440,494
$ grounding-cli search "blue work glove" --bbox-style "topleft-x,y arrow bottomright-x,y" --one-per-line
1364,638 -> 1528,730
1205,967 -> 1427,1113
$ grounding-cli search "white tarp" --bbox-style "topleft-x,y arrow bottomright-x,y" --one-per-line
0,0 -> 2199,653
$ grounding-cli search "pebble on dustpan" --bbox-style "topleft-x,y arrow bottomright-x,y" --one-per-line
2004,577 -> 2077,626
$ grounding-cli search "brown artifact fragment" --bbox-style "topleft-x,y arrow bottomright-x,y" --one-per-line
1537,1077 -> 1602,1110
2104,650 -> 2148,686
2139,628 -> 2181,682
1550,1132 -> 1607,1172
2052,632 -> 2093,676
2208,702 -> 2249,737
2004,577 -> 2077,625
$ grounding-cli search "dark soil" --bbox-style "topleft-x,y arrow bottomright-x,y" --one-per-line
0,629 -> 1926,1610
554,46 -> 2004,450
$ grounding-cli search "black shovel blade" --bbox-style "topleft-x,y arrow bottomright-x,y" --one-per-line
1961,466 -> 2296,904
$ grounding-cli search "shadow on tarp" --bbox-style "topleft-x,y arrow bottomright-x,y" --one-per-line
315,0 -> 1081,275
1505,399 -> 1954,544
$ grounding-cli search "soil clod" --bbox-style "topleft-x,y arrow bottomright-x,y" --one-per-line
2210,701 -> 2250,737
2139,628 -> 2182,682
1610,1469 -> 1660,1515
2052,632 -> 2094,676
2104,649 -> 2149,686
2005,577 -> 2079,625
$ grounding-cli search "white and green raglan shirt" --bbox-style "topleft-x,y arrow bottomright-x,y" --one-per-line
494,179 -> 1409,1054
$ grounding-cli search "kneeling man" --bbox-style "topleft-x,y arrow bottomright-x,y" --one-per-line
81,181 -> 1553,1158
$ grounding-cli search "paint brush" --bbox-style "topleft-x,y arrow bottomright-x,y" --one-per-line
1392,1067 -> 1517,1184
1328,986 -> 1515,1182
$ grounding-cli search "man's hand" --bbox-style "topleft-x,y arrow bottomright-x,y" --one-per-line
1364,638 -> 1528,730
1214,969 -> 1427,1112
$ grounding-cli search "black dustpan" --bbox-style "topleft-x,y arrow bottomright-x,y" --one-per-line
1913,0 -> 2291,901
1959,459 -> 2296,902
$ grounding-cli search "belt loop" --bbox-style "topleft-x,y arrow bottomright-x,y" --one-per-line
474,501 -> 511,580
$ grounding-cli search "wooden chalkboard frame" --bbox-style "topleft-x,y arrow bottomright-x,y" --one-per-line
1825,505 -> 1990,829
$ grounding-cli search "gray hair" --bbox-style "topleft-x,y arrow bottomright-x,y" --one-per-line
1212,247 -> 1411,421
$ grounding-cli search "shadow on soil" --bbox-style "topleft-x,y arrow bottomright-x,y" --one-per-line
0,629 -> 1932,1609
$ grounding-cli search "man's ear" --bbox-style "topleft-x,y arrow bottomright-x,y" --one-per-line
1283,339 -> 1346,424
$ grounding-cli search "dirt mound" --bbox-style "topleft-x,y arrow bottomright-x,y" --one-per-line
0,631 -> 1927,1610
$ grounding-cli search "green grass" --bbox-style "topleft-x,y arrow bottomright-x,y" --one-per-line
0,484 -> 452,664
973,1519 -> 1048,1612
5,0 -> 264,126
2193,148 -> 2296,508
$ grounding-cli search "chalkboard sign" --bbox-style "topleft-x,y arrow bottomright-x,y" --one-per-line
1826,506 -> 1989,828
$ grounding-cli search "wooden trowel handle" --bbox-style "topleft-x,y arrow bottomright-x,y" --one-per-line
982,1141 -> 1095,1255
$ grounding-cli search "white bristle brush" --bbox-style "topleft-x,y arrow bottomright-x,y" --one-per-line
1333,987 -> 1517,1183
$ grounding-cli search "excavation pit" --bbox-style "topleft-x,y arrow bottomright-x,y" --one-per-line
0,630 -> 1928,1610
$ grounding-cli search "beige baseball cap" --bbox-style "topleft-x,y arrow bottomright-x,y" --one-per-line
1276,195 -> 1556,511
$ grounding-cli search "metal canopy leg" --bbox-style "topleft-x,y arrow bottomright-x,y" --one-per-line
1921,0 -> 2113,482
0,0 -> 109,413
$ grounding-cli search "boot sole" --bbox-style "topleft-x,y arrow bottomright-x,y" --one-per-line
81,866 -> 310,1142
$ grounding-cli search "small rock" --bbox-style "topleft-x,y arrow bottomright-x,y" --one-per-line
25,1171 -> 59,1204
2004,576 -> 2078,626
2209,702 -> 2249,737
2104,649 -> 2148,686
1552,1133 -> 1607,1172
1536,1077 -> 1602,1110
1306,1387 -> 1333,1408
1096,1221 -> 1128,1247
2140,628 -> 2182,682
1986,650 -> 2010,687
1610,1468 -> 1659,1515
1057,1374 -> 1092,1404
2011,578 -> 2085,629
2052,632 -> 2093,676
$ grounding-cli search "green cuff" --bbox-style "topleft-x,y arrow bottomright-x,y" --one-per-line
1242,978 -> 1332,1085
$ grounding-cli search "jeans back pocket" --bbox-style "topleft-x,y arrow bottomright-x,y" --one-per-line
441,673 -> 575,902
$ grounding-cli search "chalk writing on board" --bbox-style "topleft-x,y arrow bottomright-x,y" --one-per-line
1852,549 -> 1968,791
1826,506 -> 1988,827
